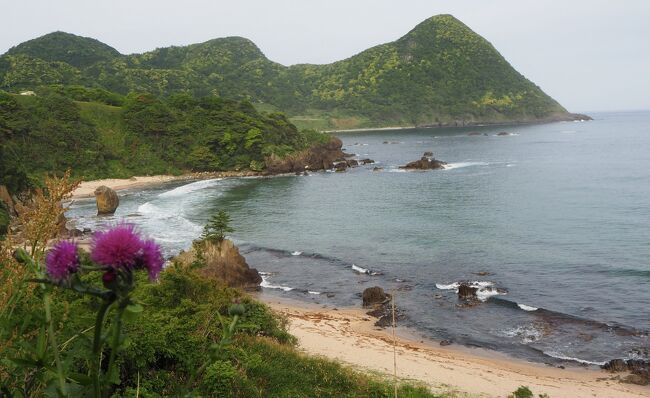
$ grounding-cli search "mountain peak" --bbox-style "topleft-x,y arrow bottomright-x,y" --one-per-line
4,31 -> 121,67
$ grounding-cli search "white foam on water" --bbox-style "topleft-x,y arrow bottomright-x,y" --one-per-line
260,275 -> 294,292
291,251 -> 302,256
435,281 -> 494,290
158,178 -> 222,198
542,351 -> 606,366
308,291 -> 321,295
518,303 -> 538,312
444,162 -> 489,170
352,264 -> 369,274
500,324 -> 543,344
435,281 -> 504,301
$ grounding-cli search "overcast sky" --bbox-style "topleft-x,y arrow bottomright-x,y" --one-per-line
3,0 -> 649,112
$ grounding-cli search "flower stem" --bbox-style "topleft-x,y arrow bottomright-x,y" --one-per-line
104,299 -> 128,397
44,292 -> 66,396
92,299 -> 113,398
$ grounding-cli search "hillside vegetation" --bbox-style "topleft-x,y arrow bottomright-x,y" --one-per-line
0,15 -> 573,129
0,88 -> 325,194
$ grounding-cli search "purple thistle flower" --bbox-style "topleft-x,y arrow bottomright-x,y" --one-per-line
91,224 -> 144,270
140,239 -> 164,281
46,241 -> 80,282
90,224 -> 165,281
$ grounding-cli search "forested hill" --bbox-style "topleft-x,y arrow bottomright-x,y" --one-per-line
0,89 -> 325,195
0,15 -> 578,129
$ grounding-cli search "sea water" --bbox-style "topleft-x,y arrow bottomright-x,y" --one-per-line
67,111 -> 650,365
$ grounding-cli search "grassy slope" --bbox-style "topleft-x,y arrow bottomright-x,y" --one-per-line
1,260 -> 439,397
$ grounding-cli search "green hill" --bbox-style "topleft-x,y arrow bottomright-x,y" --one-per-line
0,88 -> 325,194
0,15 -> 577,129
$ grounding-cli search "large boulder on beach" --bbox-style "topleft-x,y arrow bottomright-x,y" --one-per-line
94,185 -> 119,215
400,153 -> 446,170
175,239 -> 262,290
362,286 -> 390,307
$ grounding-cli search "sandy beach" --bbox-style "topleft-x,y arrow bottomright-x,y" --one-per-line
70,171 -> 266,199
261,297 -> 649,398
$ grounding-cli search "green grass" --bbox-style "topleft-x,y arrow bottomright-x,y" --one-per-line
1,261 -> 442,397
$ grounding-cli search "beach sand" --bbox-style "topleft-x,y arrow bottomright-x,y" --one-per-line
70,171 -> 266,199
261,297 -> 649,398
71,175 -> 182,198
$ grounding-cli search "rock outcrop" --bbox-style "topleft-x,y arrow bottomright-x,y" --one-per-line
265,137 -> 346,174
174,239 -> 262,290
362,286 -> 390,308
94,185 -> 119,215
602,359 -> 650,385
458,283 -> 478,299
400,153 -> 447,170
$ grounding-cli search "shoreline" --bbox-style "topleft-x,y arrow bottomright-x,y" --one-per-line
324,114 -> 591,134
258,294 -> 648,398
70,171 -> 266,199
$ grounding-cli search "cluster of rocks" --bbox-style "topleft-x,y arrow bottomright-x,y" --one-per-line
361,286 -> 403,327
332,157 -> 375,172
400,152 -> 447,170
264,136 -> 375,174
602,359 -> 650,386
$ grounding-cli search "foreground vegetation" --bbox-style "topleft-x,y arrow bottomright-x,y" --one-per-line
0,174 -> 436,397
0,15 -> 569,129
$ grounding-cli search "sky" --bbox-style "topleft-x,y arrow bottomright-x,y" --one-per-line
2,0 -> 649,112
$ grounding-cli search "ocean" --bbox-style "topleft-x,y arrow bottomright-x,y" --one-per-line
67,111 -> 650,365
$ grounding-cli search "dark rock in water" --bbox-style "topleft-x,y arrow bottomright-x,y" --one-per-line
346,159 -> 359,167
457,283 -> 478,299
359,158 -> 375,165
496,131 -> 510,136
342,152 -> 356,158
94,185 -> 119,215
439,339 -> 453,346
423,151 -> 433,156
362,286 -> 390,307
474,271 -> 491,276
400,153 -> 446,170
333,161 -> 348,172
372,167 -> 383,172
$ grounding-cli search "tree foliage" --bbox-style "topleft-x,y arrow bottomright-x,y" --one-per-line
0,15 -> 568,128
202,210 -> 234,243
0,89 -> 321,193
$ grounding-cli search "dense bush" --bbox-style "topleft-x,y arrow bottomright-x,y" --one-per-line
1,248 -> 437,397
0,89 -> 323,193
